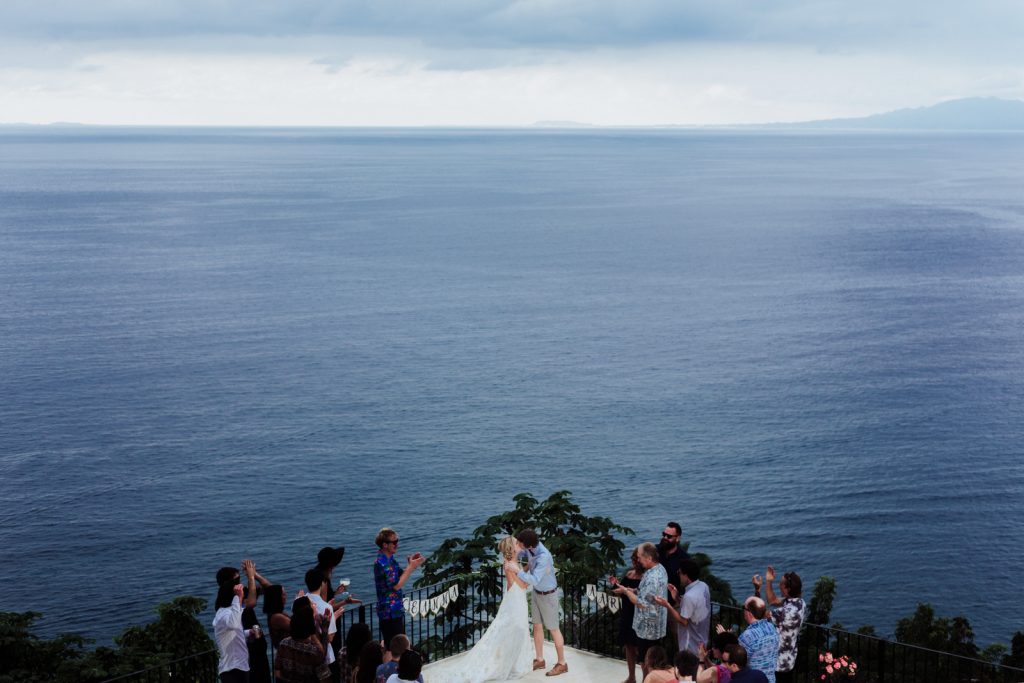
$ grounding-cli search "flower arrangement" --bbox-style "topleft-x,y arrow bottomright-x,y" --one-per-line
819,651 -> 857,681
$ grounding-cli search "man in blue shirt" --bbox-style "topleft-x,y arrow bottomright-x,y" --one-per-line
738,597 -> 780,683
504,528 -> 568,677
725,644 -> 770,683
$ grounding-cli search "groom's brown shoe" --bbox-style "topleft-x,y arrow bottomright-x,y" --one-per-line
532,659 -> 546,671
546,662 -> 569,677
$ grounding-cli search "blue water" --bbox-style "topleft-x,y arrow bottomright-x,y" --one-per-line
1,128 -> 1022,646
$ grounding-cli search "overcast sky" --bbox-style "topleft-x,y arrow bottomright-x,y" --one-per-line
1,0 -> 1022,126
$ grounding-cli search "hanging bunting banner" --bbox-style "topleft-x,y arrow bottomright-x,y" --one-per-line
408,583 -> 464,620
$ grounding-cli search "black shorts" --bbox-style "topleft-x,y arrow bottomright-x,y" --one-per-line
636,637 -> 661,665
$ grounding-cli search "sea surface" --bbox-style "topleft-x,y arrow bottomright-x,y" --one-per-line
1,127 -> 1022,647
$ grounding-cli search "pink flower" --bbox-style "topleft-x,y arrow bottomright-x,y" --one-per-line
820,676 -> 826,681
826,666 -> 834,674
819,654 -> 825,662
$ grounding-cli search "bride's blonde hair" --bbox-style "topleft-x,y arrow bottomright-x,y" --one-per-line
497,536 -> 517,561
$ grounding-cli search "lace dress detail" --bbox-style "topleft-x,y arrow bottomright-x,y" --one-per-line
427,583 -> 533,683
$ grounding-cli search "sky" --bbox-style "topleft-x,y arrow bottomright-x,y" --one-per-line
1,1 -> 1022,126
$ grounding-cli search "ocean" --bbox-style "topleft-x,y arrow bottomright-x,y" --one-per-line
1,127 -> 1022,646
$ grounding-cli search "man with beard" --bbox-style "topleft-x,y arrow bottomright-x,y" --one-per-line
657,522 -> 689,652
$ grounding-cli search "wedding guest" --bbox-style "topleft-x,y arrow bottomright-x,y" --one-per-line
374,528 -> 425,645
353,640 -> 385,683
214,580 -> 251,683
216,559 -> 272,609
642,646 -> 676,683
696,632 -> 740,683
263,584 -> 291,650
613,542 -> 668,680
275,596 -> 330,683
655,558 -> 711,655
384,650 -> 423,683
339,623 -> 373,683
737,598 -> 779,683
609,549 -> 645,683
723,644 -> 769,683
317,546 -> 360,617
658,522 -> 689,655
375,635 -> 423,683
753,567 -> 805,683
305,568 -> 339,679
242,606 -> 271,683
675,650 -> 700,682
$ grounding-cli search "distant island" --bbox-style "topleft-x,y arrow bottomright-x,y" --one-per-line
526,97 -> 1024,131
760,97 -> 1024,131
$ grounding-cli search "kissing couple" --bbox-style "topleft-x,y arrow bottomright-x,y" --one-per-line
427,529 -> 570,681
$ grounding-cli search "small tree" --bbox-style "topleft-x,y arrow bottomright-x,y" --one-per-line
1002,631 -> 1024,669
894,603 -> 979,658
417,490 -> 634,588
0,597 -> 214,683
415,490 -> 634,658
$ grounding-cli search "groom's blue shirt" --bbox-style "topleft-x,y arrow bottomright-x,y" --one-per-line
517,541 -> 557,592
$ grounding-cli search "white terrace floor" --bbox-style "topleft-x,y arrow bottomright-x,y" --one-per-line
425,641 -> 632,683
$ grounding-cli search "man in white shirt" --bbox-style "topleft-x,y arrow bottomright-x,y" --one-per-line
305,567 -> 339,672
655,558 -> 711,656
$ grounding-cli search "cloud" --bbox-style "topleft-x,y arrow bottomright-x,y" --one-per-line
0,0 -> 1021,61
0,1 -> 1021,125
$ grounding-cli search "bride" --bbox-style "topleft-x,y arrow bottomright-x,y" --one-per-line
426,536 -> 534,682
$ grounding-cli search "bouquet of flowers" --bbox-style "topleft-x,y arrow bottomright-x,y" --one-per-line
819,651 -> 857,681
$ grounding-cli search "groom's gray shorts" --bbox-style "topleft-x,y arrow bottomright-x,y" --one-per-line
531,590 -> 560,630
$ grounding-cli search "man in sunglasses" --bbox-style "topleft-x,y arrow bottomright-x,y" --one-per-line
657,522 -> 690,652
374,527 -> 425,645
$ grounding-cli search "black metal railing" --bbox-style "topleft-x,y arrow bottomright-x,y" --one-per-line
714,602 -> 1024,683
101,573 -> 1024,683
99,648 -> 219,682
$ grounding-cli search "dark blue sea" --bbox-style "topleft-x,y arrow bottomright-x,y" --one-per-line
1,127 -> 1022,647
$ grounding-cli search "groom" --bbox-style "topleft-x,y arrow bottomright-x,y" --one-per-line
504,529 -> 569,677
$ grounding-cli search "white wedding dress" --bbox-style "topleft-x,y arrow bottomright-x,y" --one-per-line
427,581 -> 534,683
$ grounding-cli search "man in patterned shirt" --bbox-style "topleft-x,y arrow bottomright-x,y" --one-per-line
374,527 -> 425,646
613,542 -> 668,680
753,566 -> 805,683
738,596 -> 780,683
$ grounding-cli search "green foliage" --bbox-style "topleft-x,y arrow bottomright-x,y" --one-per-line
417,490 -> 635,588
0,597 -> 214,683
413,491 -> 635,655
894,603 -> 979,658
1001,631 -> 1024,669
806,576 -> 837,626
981,642 -> 1008,664
0,611 -> 92,683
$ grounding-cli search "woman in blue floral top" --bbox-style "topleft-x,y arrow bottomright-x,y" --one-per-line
373,527 -> 425,646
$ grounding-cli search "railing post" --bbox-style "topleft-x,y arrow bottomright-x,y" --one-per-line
877,636 -> 886,683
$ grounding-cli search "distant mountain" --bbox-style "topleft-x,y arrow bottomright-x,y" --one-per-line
783,97 -> 1024,130
531,120 -> 595,128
